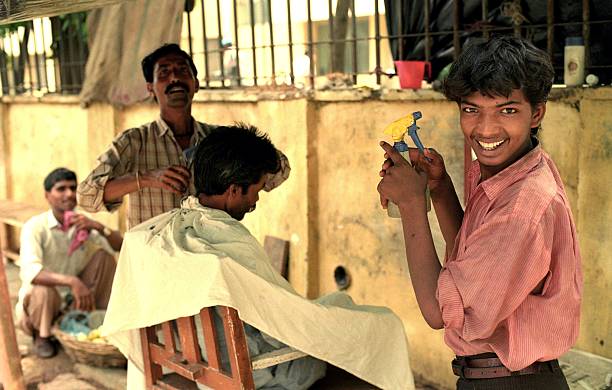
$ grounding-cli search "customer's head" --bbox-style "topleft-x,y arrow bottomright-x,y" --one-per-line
193,123 -> 281,220
141,44 -> 199,109
44,168 -> 77,212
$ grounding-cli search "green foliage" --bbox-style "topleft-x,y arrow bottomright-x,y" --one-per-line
50,12 -> 88,58
0,12 -> 88,50
0,21 -> 31,39
57,12 -> 88,43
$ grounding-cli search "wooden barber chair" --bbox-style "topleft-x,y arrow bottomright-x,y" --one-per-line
140,236 -> 306,389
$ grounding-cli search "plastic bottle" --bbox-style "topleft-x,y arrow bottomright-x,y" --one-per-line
564,37 -> 585,87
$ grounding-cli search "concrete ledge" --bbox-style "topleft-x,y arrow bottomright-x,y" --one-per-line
195,88 -> 306,102
380,88 -> 447,101
1,94 -> 80,104
2,86 -> 610,105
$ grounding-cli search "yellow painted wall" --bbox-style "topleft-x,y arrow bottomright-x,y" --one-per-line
0,88 -> 610,389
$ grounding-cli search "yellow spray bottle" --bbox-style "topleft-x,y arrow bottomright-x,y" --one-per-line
382,111 -> 431,218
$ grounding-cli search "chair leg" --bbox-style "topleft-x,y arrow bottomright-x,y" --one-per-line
140,327 -> 163,388
220,307 -> 256,390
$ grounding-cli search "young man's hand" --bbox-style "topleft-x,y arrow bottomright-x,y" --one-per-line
378,141 -> 428,209
412,148 -> 449,194
70,277 -> 95,311
69,214 -> 102,233
141,165 -> 191,195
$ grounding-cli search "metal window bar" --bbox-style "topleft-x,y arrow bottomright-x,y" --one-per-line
38,18 -> 49,91
547,0 -> 554,59
424,0 -> 430,66
286,0 -> 294,85
267,0 -> 276,83
351,0 -> 357,84
25,27 -> 34,92
374,0 -> 381,84
200,1 -> 210,87
328,0 -> 334,74
307,0 -> 314,88
0,39 -> 9,95
30,21 -> 41,91
250,0 -> 258,86
186,6 -> 194,57
215,0 -> 225,86
232,0 -> 241,86
583,0 -> 589,69
482,0 -> 490,39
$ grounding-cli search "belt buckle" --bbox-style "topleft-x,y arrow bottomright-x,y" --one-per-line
452,360 -> 466,378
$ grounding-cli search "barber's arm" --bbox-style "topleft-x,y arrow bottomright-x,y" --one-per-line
102,165 -> 191,203
77,131 -> 133,213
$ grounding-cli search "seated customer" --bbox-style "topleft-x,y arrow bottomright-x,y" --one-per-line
103,124 -> 414,389
17,168 -> 122,358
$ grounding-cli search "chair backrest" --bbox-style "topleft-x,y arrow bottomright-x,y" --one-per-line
140,236 -> 291,389
141,306 -> 255,390
263,235 -> 290,279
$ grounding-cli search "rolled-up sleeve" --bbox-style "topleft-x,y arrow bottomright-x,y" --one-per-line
263,149 -> 291,192
437,213 -> 552,341
18,219 -> 44,285
77,130 -> 135,213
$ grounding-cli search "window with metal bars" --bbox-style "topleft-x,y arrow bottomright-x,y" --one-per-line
0,12 -> 87,96
1,1 -> 610,96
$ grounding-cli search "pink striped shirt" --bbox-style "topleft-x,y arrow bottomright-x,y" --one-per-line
437,145 -> 582,371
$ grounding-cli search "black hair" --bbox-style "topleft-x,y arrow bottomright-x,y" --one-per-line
443,35 -> 554,108
193,123 -> 281,196
44,168 -> 76,191
141,43 -> 198,83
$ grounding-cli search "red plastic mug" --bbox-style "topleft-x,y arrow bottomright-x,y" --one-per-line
394,60 -> 432,89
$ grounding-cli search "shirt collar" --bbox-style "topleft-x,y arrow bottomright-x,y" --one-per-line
471,139 -> 543,200
46,210 -> 61,229
155,116 -> 206,140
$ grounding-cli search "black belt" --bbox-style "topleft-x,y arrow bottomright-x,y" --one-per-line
452,353 -> 560,379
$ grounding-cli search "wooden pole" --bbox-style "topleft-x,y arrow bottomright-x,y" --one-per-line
0,256 -> 26,390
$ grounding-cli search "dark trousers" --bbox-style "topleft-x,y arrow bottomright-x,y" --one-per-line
456,365 -> 570,390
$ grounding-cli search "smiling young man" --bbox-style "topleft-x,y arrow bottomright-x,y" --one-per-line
377,36 -> 581,389
17,168 -> 122,358
77,44 -> 290,228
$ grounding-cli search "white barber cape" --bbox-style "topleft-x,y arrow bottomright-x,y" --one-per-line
102,196 -> 414,389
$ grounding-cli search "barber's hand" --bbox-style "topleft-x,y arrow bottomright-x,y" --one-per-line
142,165 -> 191,195
377,141 -> 428,209
69,213 -> 101,233
70,277 -> 95,312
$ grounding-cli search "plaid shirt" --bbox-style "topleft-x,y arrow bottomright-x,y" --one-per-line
77,117 -> 290,228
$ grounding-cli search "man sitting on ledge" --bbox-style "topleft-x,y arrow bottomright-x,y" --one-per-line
102,124 -> 414,389
17,168 -> 122,358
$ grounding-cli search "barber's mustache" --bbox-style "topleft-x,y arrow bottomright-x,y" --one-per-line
165,82 -> 190,94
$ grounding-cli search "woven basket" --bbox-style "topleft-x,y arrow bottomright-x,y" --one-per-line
51,326 -> 127,368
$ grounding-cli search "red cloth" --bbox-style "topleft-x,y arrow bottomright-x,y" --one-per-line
437,145 -> 582,371
61,211 -> 90,256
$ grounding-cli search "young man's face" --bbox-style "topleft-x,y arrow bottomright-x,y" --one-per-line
459,89 -> 545,179
226,175 -> 267,221
45,179 -> 77,213
147,53 -> 199,111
